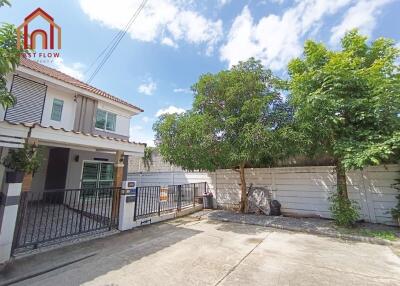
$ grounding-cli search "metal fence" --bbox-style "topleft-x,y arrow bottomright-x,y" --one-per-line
134,182 -> 207,220
12,187 -> 121,253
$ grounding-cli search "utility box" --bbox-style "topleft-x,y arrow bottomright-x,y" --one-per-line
118,180 -> 137,231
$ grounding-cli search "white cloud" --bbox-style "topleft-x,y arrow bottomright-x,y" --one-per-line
218,0 -> 231,7
52,58 -> 85,80
79,0 -> 223,54
330,0 -> 393,45
138,78 -> 157,95
156,105 -> 185,117
161,37 -> 178,48
142,116 -> 150,123
173,87 -> 191,93
259,0 -> 285,4
130,125 -> 143,131
129,126 -> 155,146
220,1 -> 354,70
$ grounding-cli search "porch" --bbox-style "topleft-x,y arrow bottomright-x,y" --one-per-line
0,121 -> 145,260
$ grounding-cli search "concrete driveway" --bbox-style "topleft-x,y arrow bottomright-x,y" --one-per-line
1,213 -> 400,286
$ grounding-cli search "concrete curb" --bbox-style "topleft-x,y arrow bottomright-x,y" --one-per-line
209,216 -> 400,247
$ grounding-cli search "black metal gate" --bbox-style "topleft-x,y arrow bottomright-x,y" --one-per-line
134,182 -> 206,220
12,187 -> 121,254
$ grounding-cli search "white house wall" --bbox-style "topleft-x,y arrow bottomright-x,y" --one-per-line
128,164 -> 400,225
65,149 -> 115,189
41,86 -> 77,130
97,101 -> 131,138
30,147 -> 50,193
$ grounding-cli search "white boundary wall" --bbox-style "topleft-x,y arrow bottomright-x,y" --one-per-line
128,164 -> 400,225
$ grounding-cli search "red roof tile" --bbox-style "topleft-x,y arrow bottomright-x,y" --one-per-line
4,120 -> 146,146
19,58 -> 143,112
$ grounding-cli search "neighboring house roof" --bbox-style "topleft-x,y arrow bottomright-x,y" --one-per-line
19,58 -> 144,112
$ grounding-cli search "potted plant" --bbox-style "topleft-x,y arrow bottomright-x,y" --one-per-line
2,144 -> 41,183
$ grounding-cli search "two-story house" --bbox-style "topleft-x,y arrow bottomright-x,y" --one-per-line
0,58 -> 145,193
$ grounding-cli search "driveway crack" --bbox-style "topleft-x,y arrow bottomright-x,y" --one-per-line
214,232 -> 272,286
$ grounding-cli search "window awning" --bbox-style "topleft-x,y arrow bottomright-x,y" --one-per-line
0,121 -> 145,155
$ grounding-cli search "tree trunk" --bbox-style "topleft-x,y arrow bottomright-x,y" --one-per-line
239,163 -> 248,213
335,159 -> 348,199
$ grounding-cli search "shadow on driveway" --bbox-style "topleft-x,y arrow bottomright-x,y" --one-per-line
0,220 -> 202,286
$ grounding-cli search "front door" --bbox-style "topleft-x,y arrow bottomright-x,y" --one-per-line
44,147 -> 70,203
81,161 -> 114,189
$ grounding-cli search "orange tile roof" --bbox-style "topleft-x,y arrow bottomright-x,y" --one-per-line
4,120 -> 146,146
19,57 -> 143,112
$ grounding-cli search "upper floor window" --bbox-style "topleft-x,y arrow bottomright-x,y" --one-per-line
95,109 -> 116,132
51,99 -> 64,121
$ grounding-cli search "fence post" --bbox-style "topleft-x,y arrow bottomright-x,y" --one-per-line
177,185 -> 182,212
158,186 -> 161,216
79,192 -> 85,232
133,187 -> 138,221
193,183 -> 196,207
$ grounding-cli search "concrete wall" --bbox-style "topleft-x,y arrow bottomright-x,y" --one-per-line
30,147 -> 50,192
128,150 -> 183,173
128,164 -> 400,225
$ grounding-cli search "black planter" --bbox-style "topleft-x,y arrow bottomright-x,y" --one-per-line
6,171 -> 25,183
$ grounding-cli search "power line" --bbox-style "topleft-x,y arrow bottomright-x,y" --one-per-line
86,0 -> 148,83
87,0 -> 147,83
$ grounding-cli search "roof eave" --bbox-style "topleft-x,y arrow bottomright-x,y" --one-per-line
16,66 -> 144,115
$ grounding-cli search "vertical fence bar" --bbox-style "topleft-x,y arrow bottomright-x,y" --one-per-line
177,185 -> 182,212
79,192 -> 85,233
12,192 -> 27,251
134,187 -> 138,221
193,184 -> 196,207
158,186 -> 161,216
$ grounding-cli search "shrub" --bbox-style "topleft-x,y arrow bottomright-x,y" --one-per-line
2,144 -> 42,174
329,192 -> 360,227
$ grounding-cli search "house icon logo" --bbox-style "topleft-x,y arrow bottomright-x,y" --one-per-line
17,8 -> 62,50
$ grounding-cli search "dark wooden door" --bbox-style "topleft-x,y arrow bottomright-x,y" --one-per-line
44,148 -> 70,203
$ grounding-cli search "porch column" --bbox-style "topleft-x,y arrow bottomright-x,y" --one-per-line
111,151 -> 124,220
21,138 -> 39,192
21,173 -> 33,192
0,181 -> 23,264
114,150 -> 124,188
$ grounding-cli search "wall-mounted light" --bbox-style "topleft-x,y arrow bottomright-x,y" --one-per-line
74,155 -> 79,162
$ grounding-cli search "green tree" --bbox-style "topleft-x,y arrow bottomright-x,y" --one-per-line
0,0 -> 25,108
288,30 -> 400,223
142,146 -> 155,171
154,58 -> 291,212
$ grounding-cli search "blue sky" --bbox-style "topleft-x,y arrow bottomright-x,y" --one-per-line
1,0 -> 399,146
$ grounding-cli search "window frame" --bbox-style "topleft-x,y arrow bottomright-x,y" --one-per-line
95,109 -> 117,132
50,98 -> 64,122
80,160 -> 115,189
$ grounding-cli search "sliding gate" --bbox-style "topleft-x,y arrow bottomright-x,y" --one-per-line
134,182 -> 207,220
12,187 -> 121,254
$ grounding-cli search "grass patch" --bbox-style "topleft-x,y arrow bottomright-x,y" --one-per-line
336,227 -> 399,241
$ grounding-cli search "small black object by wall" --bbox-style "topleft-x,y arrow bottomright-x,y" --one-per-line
269,200 -> 282,216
